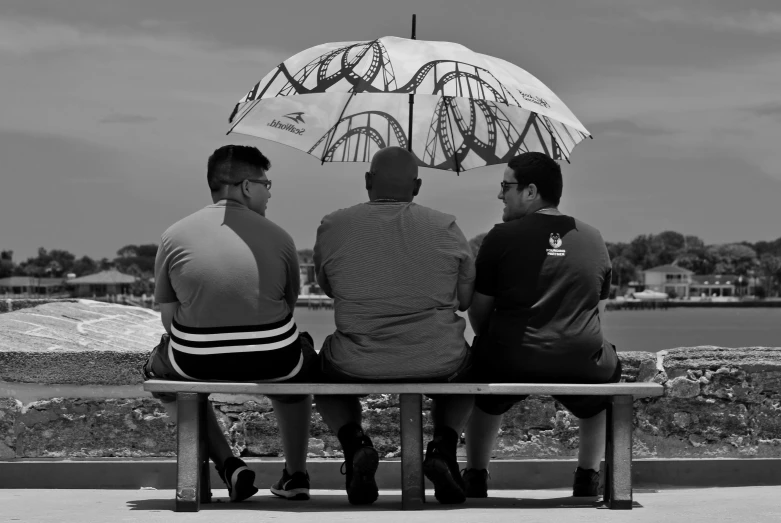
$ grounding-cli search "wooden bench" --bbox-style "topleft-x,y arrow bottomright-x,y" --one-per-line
142,381 -> 663,512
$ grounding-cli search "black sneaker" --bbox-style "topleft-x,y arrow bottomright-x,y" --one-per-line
342,443 -> 380,505
462,468 -> 489,498
423,441 -> 466,504
572,467 -> 600,497
220,457 -> 258,502
270,468 -> 311,500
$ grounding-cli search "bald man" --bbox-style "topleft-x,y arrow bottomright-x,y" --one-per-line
313,147 -> 476,505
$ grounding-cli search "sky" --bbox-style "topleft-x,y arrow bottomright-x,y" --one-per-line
1,0 -> 781,263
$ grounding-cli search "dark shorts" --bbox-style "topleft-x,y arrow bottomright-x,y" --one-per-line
473,338 -> 623,419
316,334 -> 473,403
142,331 -> 319,404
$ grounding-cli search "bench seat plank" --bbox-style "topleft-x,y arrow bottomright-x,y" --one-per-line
144,381 -> 663,397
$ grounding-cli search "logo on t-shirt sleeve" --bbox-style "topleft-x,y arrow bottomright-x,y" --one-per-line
547,233 -> 566,256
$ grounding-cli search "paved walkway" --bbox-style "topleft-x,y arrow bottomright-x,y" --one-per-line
2,487 -> 778,523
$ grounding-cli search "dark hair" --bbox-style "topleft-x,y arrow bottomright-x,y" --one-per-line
507,152 -> 562,205
207,145 -> 271,192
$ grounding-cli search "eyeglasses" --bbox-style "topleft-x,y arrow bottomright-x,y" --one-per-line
500,181 -> 521,193
234,179 -> 272,190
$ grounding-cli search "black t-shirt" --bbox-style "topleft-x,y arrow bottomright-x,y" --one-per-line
474,213 -> 617,383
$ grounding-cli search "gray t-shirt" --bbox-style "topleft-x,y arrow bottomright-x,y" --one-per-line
314,201 -> 475,380
155,200 -> 302,381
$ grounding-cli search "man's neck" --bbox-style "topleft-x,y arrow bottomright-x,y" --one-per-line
530,202 -> 561,215
369,195 -> 412,203
213,197 -> 244,205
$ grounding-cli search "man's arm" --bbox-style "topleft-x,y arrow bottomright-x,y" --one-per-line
153,239 -> 179,335
159,302 -> 180,335
457,280 -> 474,312
284,242 -> 301,312
468,291 -> 495,337
452,222 -> 475,312
598,298 -> 607,320
313,219 -> 334,298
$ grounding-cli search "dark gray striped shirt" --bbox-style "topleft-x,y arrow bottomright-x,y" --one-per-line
314,202 -> 475,379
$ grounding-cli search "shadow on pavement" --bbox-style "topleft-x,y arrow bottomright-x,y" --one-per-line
127,493 -> 641,512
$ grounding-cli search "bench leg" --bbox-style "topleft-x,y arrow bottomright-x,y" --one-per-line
399,393 -> 425,509
604,395 -> 633,510
175,392 -> 208,512
200,401 -> 212,504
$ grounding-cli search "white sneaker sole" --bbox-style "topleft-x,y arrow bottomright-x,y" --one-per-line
270,486 -> 310,500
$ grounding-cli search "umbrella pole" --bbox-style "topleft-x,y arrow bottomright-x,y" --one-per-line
407,14 -> 416,153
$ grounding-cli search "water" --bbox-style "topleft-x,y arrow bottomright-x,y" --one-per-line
293,307 -> 781,353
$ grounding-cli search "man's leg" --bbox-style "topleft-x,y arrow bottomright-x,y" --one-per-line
314,394 -> 362,432
269,396 -> 312,474
432,395 -> 474,435
162,398 -> 233,466
315,395 -> 379,505
268,395 -> 313,500
422,394 -> 474,505
571,409 -> 606,497
577,409 -> 606,470
465,405 -> 503,471
204,401 -> 235,466
162,398 -> 258,502
461,396 -> 522,498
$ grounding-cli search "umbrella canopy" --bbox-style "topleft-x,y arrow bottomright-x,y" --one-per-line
228,36 -> 590,172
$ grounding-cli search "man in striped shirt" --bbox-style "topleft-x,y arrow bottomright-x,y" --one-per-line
313,147 -> 476,505
144,145 -> 315,502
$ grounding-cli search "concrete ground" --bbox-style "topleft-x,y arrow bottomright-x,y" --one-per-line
2,487 -> 779,523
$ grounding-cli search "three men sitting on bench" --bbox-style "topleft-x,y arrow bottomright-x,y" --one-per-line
144,145 -> 620,504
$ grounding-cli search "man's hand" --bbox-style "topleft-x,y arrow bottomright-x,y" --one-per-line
457,280 -> 474,311
159,302 -> 180,334
468,291 -> 494,336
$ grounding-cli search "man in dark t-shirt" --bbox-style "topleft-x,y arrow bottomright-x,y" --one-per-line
463,152 -> 620,499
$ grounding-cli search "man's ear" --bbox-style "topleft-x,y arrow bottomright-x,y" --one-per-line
365,171 -> 373,191
239,180 -> 252,198
526,183 -> 538,200
412,178 -> 422,196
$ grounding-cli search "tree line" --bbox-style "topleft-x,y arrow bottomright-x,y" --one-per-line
3,232 -> 780,296
469,231 -> 781,296
0,245 -> 159,280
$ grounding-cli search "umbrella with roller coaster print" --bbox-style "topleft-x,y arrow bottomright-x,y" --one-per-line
228,21 -> 591,172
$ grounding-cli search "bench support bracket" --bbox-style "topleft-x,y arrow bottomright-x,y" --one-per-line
604,395 -> 633,510
399,393 -> 425,509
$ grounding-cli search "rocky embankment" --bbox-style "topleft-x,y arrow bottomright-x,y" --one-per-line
0,301 -> 779,460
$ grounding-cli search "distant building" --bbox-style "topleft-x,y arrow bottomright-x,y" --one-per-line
299,263 -> 316,285
689,274 -> 758,298
66,269 -> 137,297
643,265 -> 693,298
0,276 -> 66,297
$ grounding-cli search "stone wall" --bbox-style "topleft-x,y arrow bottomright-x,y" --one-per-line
1,301 -> 779,460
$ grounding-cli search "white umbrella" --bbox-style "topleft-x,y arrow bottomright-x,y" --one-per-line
228,20 -> 590,172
